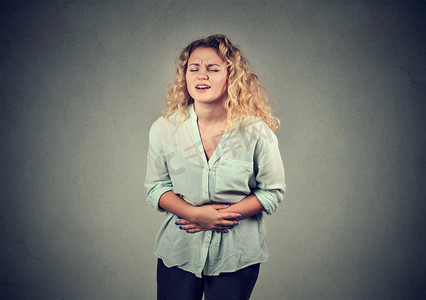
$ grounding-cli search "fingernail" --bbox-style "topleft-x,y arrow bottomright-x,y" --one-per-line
175,222 -> 178,225
177,216 -> 181,219
230,226 -> 234,229
179,226 -> 183,229
226,203 -> 231,206
224,230 -> 228,233
186,230 -> 190,233
235,222 -> 239,226
238,215 -> 242,218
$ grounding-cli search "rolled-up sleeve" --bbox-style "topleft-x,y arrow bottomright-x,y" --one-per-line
144,123 -> 173,212
253,136 -> 286,215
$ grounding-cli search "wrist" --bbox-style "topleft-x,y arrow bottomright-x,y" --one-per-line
183,205 -> 199,223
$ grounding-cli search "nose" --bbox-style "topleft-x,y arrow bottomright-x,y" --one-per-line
198,69 -> 209,80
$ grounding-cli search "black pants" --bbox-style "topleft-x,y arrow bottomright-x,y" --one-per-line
157,259 -> 260,300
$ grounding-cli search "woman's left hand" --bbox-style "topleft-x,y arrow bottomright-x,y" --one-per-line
175,205 -> 239,233
176,194 -> 264,233
175,218 -> 237,233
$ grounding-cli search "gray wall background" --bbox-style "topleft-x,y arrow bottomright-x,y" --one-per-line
1,1 -> 425,299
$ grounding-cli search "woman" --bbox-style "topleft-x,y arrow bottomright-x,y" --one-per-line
145,34 -> 286,300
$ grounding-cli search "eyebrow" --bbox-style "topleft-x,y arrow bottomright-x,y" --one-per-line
188,63 -> 223,68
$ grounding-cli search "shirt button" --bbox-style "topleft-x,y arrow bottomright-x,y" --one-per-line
204,190 -> 208,194
207,234 -> 211,239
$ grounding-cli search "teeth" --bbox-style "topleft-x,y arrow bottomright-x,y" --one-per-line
196,85 -> 210,89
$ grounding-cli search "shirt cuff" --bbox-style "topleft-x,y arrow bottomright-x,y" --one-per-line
147,186 -> 173,212
253,189 -> 279,215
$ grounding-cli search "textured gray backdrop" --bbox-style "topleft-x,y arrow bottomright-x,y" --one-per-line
1,1 -> 425,299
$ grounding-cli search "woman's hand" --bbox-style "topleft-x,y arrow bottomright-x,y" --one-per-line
176,204 -> 241,233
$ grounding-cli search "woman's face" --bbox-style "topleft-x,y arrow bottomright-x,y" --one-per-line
185,47 -> 228,106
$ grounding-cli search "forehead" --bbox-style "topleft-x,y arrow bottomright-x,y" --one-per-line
188,47 -> 226,65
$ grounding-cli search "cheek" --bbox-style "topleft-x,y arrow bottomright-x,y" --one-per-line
187,75 -> 198,88
185,75 -> 194,91
220,77 -> 228,90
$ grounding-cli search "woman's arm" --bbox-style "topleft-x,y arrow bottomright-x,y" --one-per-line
159,191 -> 241,232
217,194 -> 265,218
176,194 -> 264,233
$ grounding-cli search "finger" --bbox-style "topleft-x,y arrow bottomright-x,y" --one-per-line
184,226 -> 211,233
178,223 -> 205,231
182,222 -> 235,232
213,224 -> 238,232
185,228 -> 205,233
185,224 -> 238,233
216,220 -> 238,227
175,219 -> 191,225
187,227 -> 232,234
211,204 -> 232,210
219,213 -> 242,220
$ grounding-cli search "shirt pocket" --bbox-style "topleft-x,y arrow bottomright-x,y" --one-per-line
213,157 -> 254,197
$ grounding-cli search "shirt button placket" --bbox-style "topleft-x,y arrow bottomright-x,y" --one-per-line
198,230 -> 213,275
202,164 -> 210,201
199,164 -> 212,274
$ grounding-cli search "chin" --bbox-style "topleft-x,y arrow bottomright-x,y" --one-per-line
194,99 -> 219,104
192,96 -> 211,102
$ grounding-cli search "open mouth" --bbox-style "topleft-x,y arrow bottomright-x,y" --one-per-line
196,84 -> 211,90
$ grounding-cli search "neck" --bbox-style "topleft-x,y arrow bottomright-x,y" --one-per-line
194,102 -> 227,126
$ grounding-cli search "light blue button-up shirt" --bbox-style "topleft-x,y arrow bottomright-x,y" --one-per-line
145,104 -> 286,277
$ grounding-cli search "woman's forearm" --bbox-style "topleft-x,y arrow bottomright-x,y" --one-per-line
159,191 -> 241,231
219,194 -> 265,219
159,191 -> 197,221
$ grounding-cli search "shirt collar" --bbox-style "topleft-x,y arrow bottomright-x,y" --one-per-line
188,103 -> 198,124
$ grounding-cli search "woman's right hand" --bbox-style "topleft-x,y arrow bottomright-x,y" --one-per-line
177,204 -> 241,233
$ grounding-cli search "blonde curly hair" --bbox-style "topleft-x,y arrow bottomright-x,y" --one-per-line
164,34 -> 280,131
